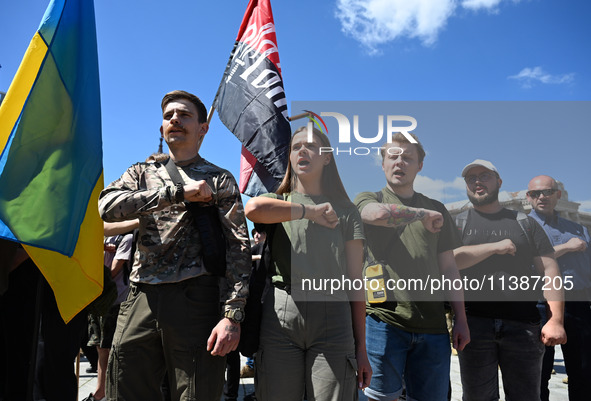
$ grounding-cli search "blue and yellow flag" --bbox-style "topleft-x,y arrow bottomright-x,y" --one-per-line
0,0 -> 103,323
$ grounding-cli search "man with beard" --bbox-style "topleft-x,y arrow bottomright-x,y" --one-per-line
453,160 -> 566,401
527,175 -> 591,401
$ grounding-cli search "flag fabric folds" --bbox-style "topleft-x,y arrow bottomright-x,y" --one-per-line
0,0 -> 103,323
213,0 -> 291,197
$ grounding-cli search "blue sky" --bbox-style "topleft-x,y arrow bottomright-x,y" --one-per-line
2,0 -> 590,214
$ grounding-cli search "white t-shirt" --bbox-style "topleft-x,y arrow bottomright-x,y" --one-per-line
104,233 -> 133,305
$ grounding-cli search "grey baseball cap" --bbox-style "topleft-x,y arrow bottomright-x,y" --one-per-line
461,159 -> 499,177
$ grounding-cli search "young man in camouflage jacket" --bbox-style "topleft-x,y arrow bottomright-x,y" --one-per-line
99,90 -> 251,401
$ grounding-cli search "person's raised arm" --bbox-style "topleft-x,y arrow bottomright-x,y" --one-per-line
552,237 -> 587,259
103,219 -> 139,236
453,239 -> 516,270
360,202 -> 443,233
99,164 -> 179,222
245,196 -> 339,229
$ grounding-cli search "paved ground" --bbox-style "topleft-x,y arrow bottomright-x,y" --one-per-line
77,347 -> 569,400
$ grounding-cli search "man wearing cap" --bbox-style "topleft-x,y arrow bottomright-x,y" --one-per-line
527,175 -> 591,401
453,160 -> 566,401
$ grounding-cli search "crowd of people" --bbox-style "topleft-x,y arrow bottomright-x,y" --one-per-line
1,90 -> 589,401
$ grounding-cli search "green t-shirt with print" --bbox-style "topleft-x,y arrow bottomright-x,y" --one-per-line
354,187 -> 461,333
259,192 -> 364,301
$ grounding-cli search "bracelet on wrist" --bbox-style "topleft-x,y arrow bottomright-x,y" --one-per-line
299,203 -> 306,220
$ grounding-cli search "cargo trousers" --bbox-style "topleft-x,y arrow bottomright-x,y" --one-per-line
106,275 -> 226,401
255,287 -> 358,401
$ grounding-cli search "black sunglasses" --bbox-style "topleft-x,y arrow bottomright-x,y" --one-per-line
527,189 -> 557,199
464,172 -> 495,185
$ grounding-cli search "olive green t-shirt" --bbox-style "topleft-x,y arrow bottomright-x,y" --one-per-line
354,187 -> 461,333
260,192 -> 364,301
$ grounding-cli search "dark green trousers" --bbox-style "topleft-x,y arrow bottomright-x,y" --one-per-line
106,275 -> 225,401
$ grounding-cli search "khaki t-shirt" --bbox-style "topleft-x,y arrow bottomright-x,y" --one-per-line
260,192 -> 364,301
355,187 -> 461,333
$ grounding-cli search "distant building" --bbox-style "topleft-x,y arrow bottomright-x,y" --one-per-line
446,181 -> 591,232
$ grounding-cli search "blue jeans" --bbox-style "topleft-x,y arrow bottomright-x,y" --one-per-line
365,314 -> 451,401
458,315 -> 544,401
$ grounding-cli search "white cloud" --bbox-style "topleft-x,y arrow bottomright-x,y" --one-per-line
577,200 -> 591,213
414,175 -> 466,202
508,66 -> 575,88
336,0 -> 455,53
461,0 -> 503,11
335,0 -> 518,54
462,0 -> 523,11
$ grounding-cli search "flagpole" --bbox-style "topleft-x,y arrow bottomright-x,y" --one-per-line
27,272 -> 43,401
207,106 -> 215,125
287,112 -> 310,122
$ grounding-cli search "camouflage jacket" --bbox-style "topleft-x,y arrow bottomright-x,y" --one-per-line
98,155 -> 251,311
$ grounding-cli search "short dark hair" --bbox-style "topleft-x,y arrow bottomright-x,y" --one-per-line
161,90 -> 207,123
380,132 -> 426,163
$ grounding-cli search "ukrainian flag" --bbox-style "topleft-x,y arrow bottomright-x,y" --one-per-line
0,0 -> 103,323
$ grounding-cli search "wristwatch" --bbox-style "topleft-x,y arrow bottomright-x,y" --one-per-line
224,309 -> 245,324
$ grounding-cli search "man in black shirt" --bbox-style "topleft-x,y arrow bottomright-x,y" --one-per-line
453,159 -> 566,401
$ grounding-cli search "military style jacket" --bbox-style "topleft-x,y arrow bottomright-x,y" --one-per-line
98,154 -> 251,311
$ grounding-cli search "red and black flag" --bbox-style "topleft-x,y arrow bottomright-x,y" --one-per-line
212,0 -> 291,197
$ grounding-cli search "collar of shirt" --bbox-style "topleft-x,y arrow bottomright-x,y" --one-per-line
529,209 -> 559,226
171,153 -> 203,167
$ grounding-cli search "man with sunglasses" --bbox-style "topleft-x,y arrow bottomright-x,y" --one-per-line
453,160 -> 566,401
527,175 -> 591,401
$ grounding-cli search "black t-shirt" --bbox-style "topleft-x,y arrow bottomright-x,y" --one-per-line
252,243 -> 263,255
460,208 -> 554,323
